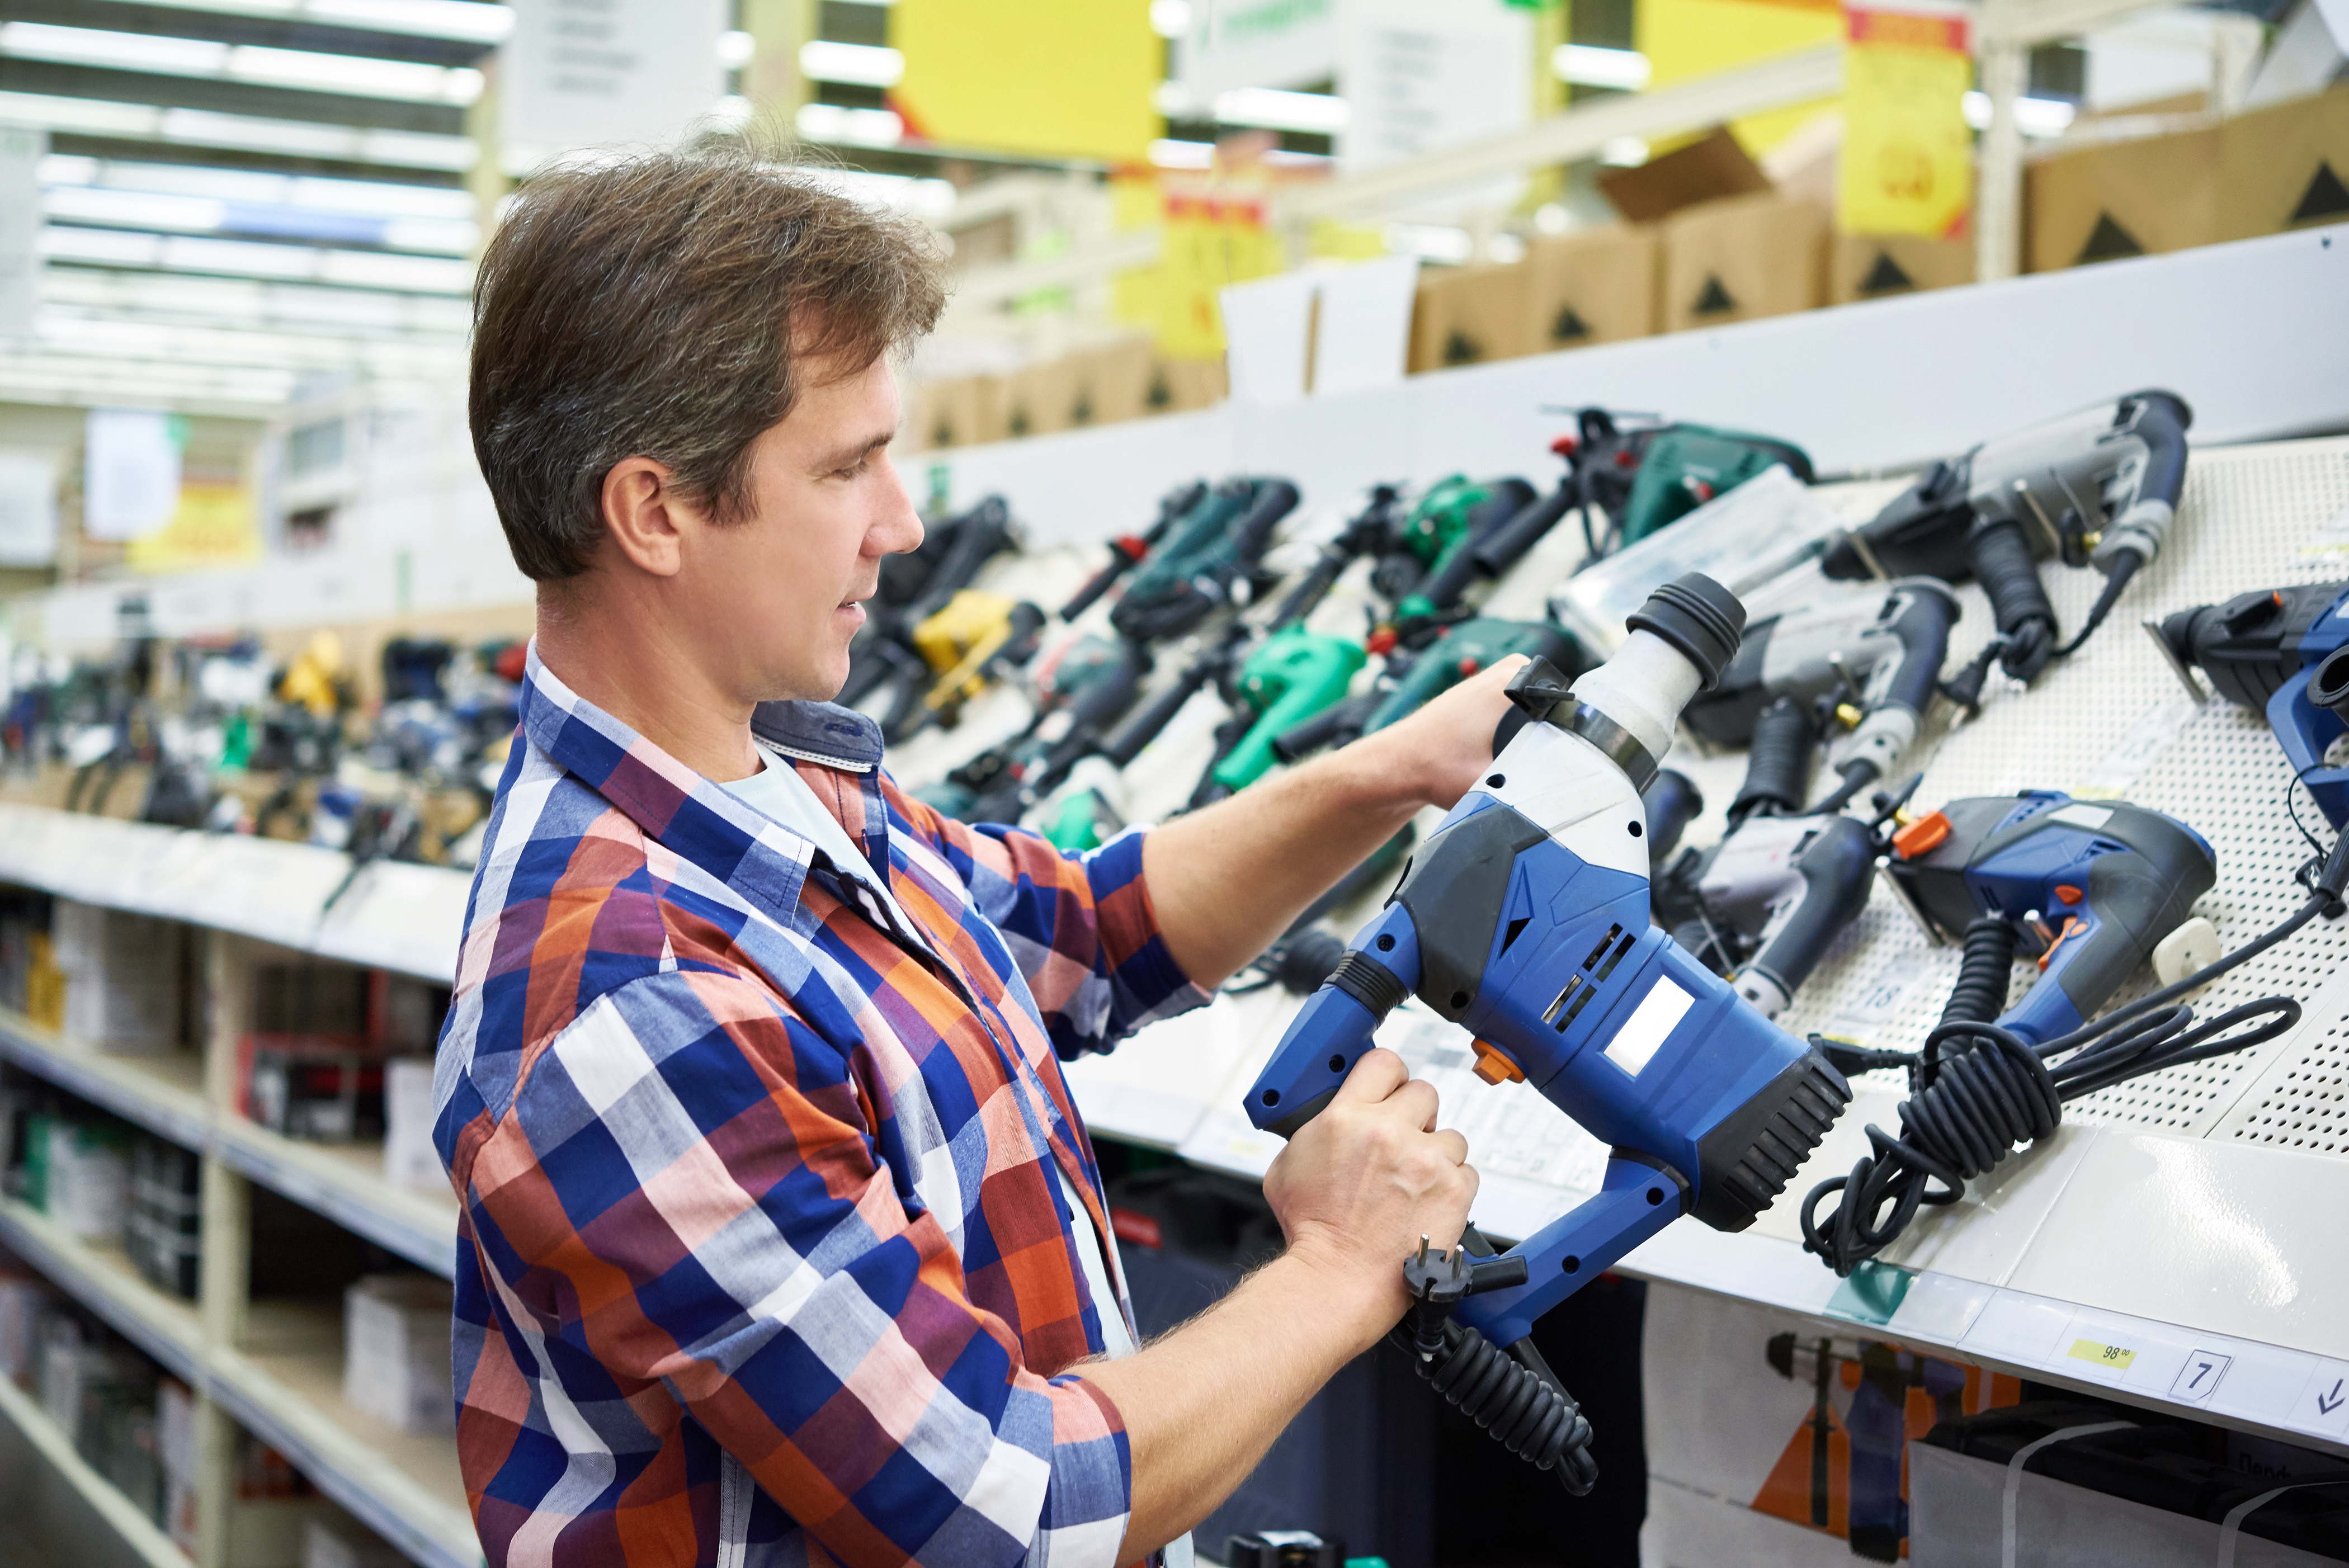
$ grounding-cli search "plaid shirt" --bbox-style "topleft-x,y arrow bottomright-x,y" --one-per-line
433,648 -> 1206,1567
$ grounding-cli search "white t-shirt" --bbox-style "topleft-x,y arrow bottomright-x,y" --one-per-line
720,749 -> 1140,1364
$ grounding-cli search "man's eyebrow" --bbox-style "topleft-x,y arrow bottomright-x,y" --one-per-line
814,429 -> 897,470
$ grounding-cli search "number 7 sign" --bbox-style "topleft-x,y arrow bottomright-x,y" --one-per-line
2171,1351 -> 2232,1404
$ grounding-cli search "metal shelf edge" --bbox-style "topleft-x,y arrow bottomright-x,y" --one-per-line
0,1368 -> 191,1568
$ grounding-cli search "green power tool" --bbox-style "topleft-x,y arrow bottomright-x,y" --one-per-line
1273,617 -> 1589,763
1191,628 -> 1367,807
1558,408 -> 1814,566
1370,475 -> 1537,649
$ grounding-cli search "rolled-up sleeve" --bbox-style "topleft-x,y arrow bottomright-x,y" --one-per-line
890,788 -> 1209,1058
454,969 -> 1134,1567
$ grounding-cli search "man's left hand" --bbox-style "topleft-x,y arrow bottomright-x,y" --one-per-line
1364,653 -> 1533,810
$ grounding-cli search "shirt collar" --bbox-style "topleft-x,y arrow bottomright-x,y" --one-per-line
517,641 -> 860,925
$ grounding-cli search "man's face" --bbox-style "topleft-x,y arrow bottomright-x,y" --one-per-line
682,353 -> 923,704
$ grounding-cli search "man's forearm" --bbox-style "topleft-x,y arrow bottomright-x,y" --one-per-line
1077,1245 -> 1392,1560
1140,735 -> 1426,989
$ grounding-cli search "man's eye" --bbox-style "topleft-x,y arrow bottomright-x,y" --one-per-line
836,459 -> 867,480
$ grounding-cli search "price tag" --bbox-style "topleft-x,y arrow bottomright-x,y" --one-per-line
2068,1336 -> 2139,1371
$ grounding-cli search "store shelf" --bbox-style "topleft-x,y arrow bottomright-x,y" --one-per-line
0,1008 -> 461,1279
0,1198 -> 481,1568
0,1364 -> 190,1568
0,805 -> 469,984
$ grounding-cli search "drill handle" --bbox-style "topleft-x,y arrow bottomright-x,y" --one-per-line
1454,1154 -> 1688,1350
1881,582 -> 1960,719
1735,818 -> 1877,1018
1469,481 -> 1577,580
1244,904 -> 1422,1136
2002,851 -> 2199,1047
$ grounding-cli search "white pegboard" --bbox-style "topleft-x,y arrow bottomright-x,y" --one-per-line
1767,437 -> 2349,1143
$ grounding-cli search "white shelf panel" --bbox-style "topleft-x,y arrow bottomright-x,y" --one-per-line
0,1010 -> 460,1278
0,1198 -> 481,1568
0,1362 -> 189,1568
0,806 -> 469,984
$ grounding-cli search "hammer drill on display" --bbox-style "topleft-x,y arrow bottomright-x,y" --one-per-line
1683,579 -> 1960,815
1244,576 -> 1853,1493
1655,698 -> 1882,1020
2149,579 -> 2349,829
1823,391 -> 2192,708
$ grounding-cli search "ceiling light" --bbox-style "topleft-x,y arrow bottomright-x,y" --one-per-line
1153,81 -> 1195,119
1599,135 -> 1649,166
799,40 -> 904,88
1150,0 -> 1193,40
0,22 -> 484,105
718,30 -> 756,68
1382,224 -> 1472,264
1148,138 -> 1215,169
0,91 -> 477,170
1553,44 -> 1652,91
1212,88 -> 1350,134
40,225 -> 475,292
39,158 -> 477,221
794,102 -> 904,148
1963,91 -> 2078,136
129,0 -> 513,48
44,268 -> 475,335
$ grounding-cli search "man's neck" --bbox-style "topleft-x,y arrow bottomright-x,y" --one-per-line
533,580 -> 764,783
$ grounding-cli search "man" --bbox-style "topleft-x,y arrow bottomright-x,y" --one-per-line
438,143 -> 1521,1567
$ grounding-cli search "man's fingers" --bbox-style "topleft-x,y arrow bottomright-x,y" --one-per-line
1333,1046 -> 1408,1103
1433,1128 -> 1469,1166
1386,1076 -> 1440,1131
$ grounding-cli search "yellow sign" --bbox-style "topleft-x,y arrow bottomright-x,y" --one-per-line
1639,0 -> 1844,157
1839,7 -> 1974,237
890,0 -> 1159,165
125,480 -> 261,571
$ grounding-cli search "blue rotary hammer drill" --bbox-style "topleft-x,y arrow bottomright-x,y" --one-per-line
2150,579 -> 2349,830
1244,575 -> 1852,1493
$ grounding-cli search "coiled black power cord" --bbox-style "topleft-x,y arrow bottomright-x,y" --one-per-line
1800,840 -> 2346,1276
1394,1320 -> 1599,1494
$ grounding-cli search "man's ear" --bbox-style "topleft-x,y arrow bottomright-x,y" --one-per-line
599,457 -> 695,578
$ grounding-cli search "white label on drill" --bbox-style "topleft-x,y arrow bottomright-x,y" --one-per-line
2049,802 -> 2116,831
1606,976 -> 1693,1078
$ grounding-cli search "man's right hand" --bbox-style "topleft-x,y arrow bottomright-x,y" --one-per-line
1261,1047 -> 1477,1349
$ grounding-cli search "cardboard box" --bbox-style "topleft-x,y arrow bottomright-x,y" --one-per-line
344,1273 -> 455,1433
1830,233 -> 1977,304
1000,357 -> 1078,440
2219,84 -> 2349,241
1063,337 -> 1156,430
1407,262 -> 1533,372
1144,355 -> 1227,413
2025,125 -> 2221,272
917,376 -> 1007,450
1659,193 -> 1829,333
1596,125 -> 1773,223
1524,226 -> 1661,349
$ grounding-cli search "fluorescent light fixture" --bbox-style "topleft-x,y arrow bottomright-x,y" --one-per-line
800,167 -> 957,223
35,313 -> 466,377
1148,137 -> 1215,169
1488,232 -> 1527,264
718,30 -> 756,68
0,91 -> 478,170
43,267 -> 475,335
39,157 -> 477,220
40,183 -> 475,254
0,22 -> 485,106
40,224 -> 475,292
1213,87 -> 1349,134
794,102 -> 903,148
1599,135 -> 1649,166
1553,44 -> 1652,91
1153,80 -> 1194,119
1150,0 -> 1193,40
1383,223 -> 1473,264
1962,90 -> 2078,136
799,40 -> 904,88
1532,202 -> 1571,235
126,0 -> 513,47
707,93 -> 757,129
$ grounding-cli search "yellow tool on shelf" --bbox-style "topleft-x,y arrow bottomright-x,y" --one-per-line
908,590 -> 1048,734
